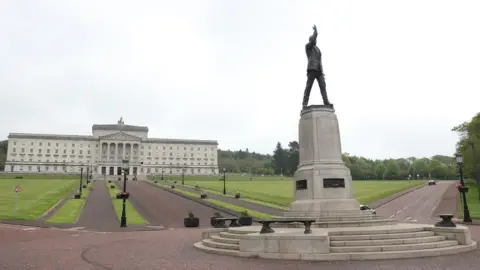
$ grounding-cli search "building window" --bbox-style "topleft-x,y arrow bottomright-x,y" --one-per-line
88,150 -> 90,154
47,149 -> 50,153
31,142 -> 34,145
64,150 -> 67,154
71,150 -> 75,154
39,142 -> 42,146
21,148 -> 25,153
13,141 -> 17,145
48,142 -> 50,146
72,143 -> 75,147
56,143 -> 59,147
55,149 -> 58,154
38,149 -> 42,153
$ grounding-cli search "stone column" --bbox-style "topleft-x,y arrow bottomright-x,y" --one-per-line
286,105 -> 360,217
123,143 -> 126,160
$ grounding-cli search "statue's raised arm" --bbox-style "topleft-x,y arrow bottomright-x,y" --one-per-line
306,25 -> 318,50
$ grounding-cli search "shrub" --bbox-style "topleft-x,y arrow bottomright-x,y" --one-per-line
186,211 -> 196,219
240,210 -> 250,217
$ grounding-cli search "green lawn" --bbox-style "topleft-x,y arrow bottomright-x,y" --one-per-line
458,181 -> 480,220
0,174 -> 78,180
106,181 -> 148,225
46,185 -> 91,224
0,178 -> 77,220
157,175 -> 425,207
158,184 -> 273,219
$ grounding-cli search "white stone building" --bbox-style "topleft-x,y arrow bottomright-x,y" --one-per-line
5,118 -> 219,176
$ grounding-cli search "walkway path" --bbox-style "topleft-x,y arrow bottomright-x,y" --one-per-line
152,180 -> 285,216
376,181 -> 455,224
123,181 -> 226,228
76,180 -> 119,231
1,222 -> 480,269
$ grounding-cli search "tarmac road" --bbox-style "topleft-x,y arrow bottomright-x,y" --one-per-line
376,181 -> 456,224
122,181 -> 225,228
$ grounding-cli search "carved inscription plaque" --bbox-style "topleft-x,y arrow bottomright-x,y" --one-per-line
296,179 -> 307,190
323,178 -> 345,188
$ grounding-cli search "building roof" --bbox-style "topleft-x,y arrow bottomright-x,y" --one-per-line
145,138 -> 218,145
8,133 -> 96,141
92,124 -> 149,132
7,133 -> 219,145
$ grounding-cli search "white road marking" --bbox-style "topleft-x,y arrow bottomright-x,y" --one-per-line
405,217 -> 412,221
396,210 -> 402,214
389,215 -> 395,219
66,227 -> 85,231
22,227 -> 38,231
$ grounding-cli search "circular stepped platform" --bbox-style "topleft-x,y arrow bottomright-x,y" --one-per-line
272,214 -> 398,228
194,224 -> 476,261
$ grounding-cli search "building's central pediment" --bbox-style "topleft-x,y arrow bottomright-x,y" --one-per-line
100,132 -> 141,141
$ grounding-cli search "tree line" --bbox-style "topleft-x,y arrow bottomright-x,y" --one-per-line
1,112 -> 478,180
219,141 -> 458,180
453,112 -> 480,181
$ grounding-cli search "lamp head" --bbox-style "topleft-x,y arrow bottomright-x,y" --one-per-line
455,153 -> 463,166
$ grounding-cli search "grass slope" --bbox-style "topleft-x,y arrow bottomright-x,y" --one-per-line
154,183 -> 272,219
106,181 -> 148,225
458,181 -> 480,220
161,176 -> 426,206
0,178 -> 77,220
46,185 -> 91,224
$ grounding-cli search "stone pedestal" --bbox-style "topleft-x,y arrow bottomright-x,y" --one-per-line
285,105 -> 361,217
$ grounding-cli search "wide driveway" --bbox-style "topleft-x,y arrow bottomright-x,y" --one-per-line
376,181 -> 456,224
0,222 -> 479,269
123,181 -> 225,228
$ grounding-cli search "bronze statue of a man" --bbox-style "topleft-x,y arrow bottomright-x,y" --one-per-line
302,25 -> 331,109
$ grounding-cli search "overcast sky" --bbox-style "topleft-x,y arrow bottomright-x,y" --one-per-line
1,0 -> 479,159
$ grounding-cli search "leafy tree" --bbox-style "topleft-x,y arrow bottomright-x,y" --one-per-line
383,159 -> 401,180
271,142 -> 287,175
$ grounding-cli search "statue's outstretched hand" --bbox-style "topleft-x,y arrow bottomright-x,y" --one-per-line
313,25 -> 317,31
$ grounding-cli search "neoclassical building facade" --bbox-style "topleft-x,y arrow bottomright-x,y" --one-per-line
5,118 -> 219,176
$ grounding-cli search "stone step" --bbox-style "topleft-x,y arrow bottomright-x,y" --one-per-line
277,215 -> 384,222
330,240 -> 458,253
193,242 -> 256,258
202,239 -> 240,250
330,231 -> 434,241
211,235 -> 240,245
273,219 -> 397,229
330,235 -> 446,247
315,219 -> 398,228
194,240 -> 477,261
329,226 -> 425,235
219,232 -> 245,239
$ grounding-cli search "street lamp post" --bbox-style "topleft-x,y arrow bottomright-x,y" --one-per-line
79,167 -> 84,194
120,159 -> 129,227
456,153 -> 472,223
161,169 -> 164,180
182,168 -> 185,185
222,168 -> 227,195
